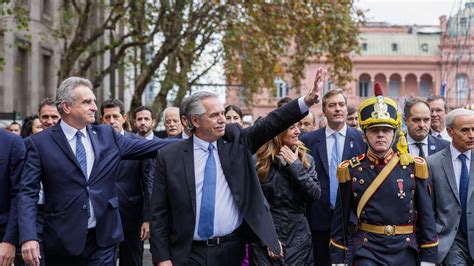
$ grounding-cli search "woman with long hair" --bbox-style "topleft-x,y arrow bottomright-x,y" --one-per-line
225,105 -> 244,126
250,122 -> 320,265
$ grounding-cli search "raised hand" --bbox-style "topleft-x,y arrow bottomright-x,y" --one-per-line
304,67 -> 326,106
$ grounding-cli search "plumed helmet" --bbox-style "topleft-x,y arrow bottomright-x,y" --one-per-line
358,82 -> 401,130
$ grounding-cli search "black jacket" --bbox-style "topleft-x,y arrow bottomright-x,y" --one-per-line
250,154 -> 320,265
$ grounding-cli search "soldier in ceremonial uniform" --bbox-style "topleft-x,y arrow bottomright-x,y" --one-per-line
329,83 -> 438,266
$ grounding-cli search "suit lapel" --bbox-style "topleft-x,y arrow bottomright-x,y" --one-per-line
441,148 -> 460,205
183,138 -> 197,217
217,138 -> 232,183
467,150 -> 474,204
342,128 -> 355,160
50,124 -> 83,173
87,125 -> 100,180
427,135 -> 440,155
315,129 -> 329,176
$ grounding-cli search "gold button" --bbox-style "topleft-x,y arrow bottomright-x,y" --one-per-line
359,179 -> 365,185
363,238 -> 368,243
362,210 -> 366,215
409,209 -> 414,214
358,167 -> 363,172
370,165 -> 374,169
410,174 -> 414,178
353,193 -> 358,197
408,219 -> 411,223
402,166 -> 407,169
412,190 -> 415,195
352,177 -> 357,182
406,237 -> 410,242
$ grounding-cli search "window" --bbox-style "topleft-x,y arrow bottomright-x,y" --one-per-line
42,50 -> 52,98
361,43 -> 368,51
42,0 -> 52,17
420,79 -> 431,97
359,81 -> 370,97
274,77 -> 289,98
389,79 -> 399,97
16,46 -> 29,117
456,74 -> 469,102
391,43 -> 398,52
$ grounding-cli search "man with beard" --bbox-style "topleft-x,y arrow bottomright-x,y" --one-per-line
403,97 -> 449,159
133,106 -> 158,141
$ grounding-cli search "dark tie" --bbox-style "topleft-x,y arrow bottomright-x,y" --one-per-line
76,131 -> 90,218
75,131 -> 87,178
414,142 -> 425,158
198,144 -> 216,239
459,154 -> 469,234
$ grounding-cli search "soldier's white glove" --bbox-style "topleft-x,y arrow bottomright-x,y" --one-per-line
420,262 -> 435,266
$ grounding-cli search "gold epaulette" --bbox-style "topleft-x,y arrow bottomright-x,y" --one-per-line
413,156 -> 428,179
349,153 -> 365,168
337,160 -> 351,183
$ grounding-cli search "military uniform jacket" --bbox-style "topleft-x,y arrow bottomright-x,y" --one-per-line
329,149 -> 438,263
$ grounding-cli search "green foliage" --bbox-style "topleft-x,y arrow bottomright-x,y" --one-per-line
224,1 -> 364,103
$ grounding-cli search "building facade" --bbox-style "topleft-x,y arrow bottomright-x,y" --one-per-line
0,0 -> 125,120
227,2 -> 474,121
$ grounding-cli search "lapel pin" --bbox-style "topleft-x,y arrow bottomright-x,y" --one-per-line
350,141 -> 354,149
430,145 -> 435,151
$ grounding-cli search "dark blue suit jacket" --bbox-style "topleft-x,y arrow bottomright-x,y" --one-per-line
397,134 -> 450,157
301,127 -> 366,231
116,131 -> 153,232
18,123 -> 174,256
0,129 -> 25,245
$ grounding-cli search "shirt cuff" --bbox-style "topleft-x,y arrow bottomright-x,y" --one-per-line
298,97 -> 310,114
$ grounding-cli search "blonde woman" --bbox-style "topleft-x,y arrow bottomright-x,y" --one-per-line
250,122 -> 320,265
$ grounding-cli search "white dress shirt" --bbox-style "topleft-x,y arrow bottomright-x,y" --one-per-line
450,144 -> 471,192
60,120 -> 96,229
407,134 -> 428,158
325,124 -> 347,165
144,131 -> 154,140
193,135 -> 242,240
431,128 -> 452,142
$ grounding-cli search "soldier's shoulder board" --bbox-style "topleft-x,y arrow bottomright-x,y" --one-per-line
337,160 -> 351,183
349,153 -> 365,168
413,156 -> 428,179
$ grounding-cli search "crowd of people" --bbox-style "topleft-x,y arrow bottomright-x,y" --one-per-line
1,68 -> 474,266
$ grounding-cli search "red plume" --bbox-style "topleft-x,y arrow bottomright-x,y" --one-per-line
374,82 -> 383,96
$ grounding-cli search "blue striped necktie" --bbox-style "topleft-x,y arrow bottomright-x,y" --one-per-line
75,131 -> 87,178
198,144 -> 216,239
330,132 -> 340,208
459,154 -> 469,234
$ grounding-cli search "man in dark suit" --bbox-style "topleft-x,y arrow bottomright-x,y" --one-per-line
301,89 -> 366,266
134,106 -> 158,141
150,68 -> 325,266
403,97 -> 449,158
427,95 -> 451,142
429,108 -> 474,264
18,77 -> 175,266
101,99 -> 152,266
0,129 -> 25,265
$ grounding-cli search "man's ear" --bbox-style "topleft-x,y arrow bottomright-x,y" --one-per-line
191,115 -> 200,129
61,101 -> 71,115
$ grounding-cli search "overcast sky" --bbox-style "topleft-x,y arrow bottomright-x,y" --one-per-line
356,0 -> 462,25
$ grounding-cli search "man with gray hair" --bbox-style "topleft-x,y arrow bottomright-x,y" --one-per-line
150,68 -> 325,265
163,106 -> 184,137
18,76 -> 176,265
429,108 -> 474,264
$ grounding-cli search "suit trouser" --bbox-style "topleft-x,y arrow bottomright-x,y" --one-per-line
311,230 -> 330,266
118,229 -> 143,266
443,230 -> 473,265
45,229 -> 117,266
189,234 -> 246,265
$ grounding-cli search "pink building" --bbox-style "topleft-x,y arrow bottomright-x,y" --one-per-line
227,3 -> 474,121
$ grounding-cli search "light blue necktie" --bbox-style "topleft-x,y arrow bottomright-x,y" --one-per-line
459,154 -> 469,234
329,132 -> 340,208
75,131 -> 87,178
198,144 -> 216,239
